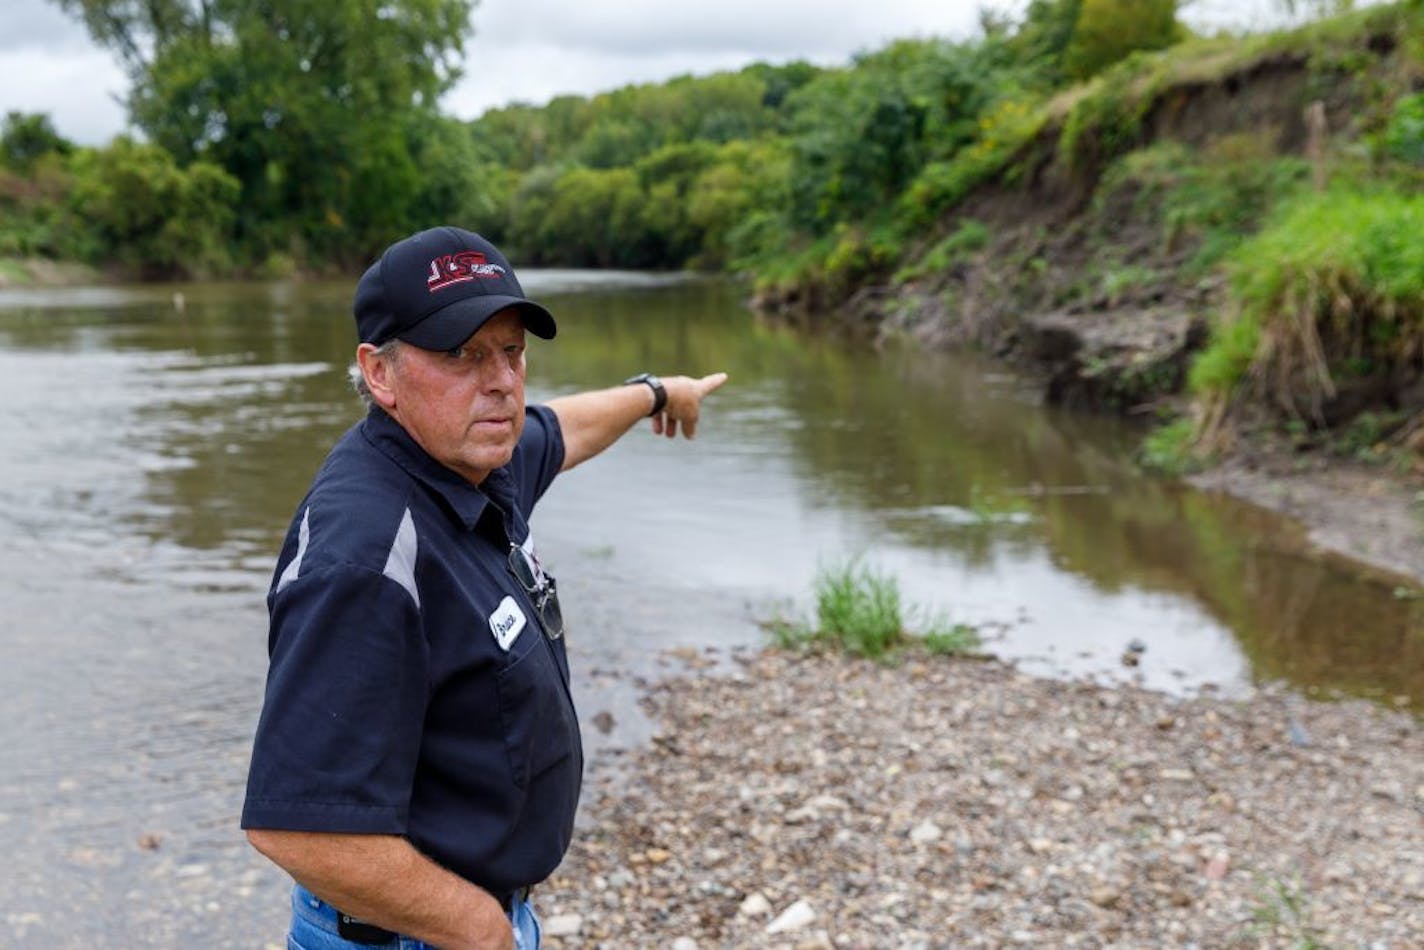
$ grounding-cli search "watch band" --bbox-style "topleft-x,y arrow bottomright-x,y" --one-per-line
623,372 -> 667,416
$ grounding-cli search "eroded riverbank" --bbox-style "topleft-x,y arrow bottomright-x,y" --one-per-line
1189,446 -> 1424,588
541,647 -> 1423,948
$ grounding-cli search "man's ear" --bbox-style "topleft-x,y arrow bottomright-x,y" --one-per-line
356,343 -> 398,410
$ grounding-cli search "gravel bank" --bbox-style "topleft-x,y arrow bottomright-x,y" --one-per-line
542,648 -> 1423,948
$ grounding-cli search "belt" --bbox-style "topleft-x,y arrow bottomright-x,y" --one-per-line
334,887 -> 534,945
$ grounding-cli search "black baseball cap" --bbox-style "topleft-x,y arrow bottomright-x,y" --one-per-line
353,227 -> 556,349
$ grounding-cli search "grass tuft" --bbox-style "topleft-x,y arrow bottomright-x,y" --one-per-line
770,558 -> 981,660
1192,186 -> 1424,423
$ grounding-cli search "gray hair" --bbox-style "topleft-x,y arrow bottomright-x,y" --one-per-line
349,338 -> 404,406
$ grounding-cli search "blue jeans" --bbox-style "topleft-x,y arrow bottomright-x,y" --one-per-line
288,883 -> 541,950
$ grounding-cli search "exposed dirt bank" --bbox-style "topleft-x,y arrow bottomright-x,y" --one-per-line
542,647 -> 1423,948
756,21 -> 1424,592
1188,444 -> 1424,587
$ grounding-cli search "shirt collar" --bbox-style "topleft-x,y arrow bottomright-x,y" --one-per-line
361,406 -> 524,539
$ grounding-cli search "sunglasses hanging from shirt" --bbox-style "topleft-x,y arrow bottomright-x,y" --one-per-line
507,544 -> 565,640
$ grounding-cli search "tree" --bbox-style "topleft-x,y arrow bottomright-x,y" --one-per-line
52,0 -> 476,264
1063,0 -> 1179,81
1,112 -> 73,172
1008,0 -> 1083,86
784,39 -> 1000,230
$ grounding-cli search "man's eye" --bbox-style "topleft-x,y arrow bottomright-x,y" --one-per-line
445,345 -> 466,359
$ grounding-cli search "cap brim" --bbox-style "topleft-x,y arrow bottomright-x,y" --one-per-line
398,295 -> 557,350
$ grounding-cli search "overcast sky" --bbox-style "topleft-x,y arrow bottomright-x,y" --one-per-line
2,0 -> 1308,145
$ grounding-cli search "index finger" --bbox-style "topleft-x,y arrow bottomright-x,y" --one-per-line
697,372 -> 729,396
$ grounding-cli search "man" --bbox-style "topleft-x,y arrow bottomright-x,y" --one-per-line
241,226 -> 727,949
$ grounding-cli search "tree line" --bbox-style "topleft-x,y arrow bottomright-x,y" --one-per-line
0,0 -> 1196,280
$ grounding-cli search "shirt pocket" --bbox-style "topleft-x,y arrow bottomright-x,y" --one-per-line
494,635 -> 577,789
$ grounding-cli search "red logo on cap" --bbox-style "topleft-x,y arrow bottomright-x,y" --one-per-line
427,252 -> 507,292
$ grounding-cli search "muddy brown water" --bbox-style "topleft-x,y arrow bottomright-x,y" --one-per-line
1,275 -> 1419,946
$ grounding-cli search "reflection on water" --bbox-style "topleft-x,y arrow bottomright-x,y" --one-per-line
0,275 -> 1419,945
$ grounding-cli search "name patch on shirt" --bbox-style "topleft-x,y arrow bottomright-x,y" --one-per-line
489,596 -> 526,652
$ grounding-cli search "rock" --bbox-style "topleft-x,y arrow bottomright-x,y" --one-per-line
1203,852 -> 1230,881
591,710 -> 616,734
536,648 -> 1424,946
738,892 -> 772,916
1090,887 -> 1121,908
137,833 -> 162,851
543,913 -> 583,937
671,938 -> 698,950
909,822 -> 943,844
766,899 -> 816,935
784,806 -> 819,824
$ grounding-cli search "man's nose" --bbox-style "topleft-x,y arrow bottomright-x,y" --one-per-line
482,356 -> 520,392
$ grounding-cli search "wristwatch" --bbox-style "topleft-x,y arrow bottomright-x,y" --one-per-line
623,372 -> 667,416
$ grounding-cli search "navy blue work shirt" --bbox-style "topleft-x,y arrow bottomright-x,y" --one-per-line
241,404 -> 582,900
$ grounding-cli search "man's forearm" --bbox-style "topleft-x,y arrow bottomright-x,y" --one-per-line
246,829 -> 512,950
548,383 -> 656,471
549,372 -> 728,471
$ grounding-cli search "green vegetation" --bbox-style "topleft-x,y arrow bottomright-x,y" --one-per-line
894,218 -> 991,285
1098,138 -> 1310,274
1192,187 -> 1424,418
1383,91 -> 1424,164
1139,418 -> 1205,475
769,558 -> 980,660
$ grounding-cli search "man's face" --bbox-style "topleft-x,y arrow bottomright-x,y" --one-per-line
383,309 -> 528,485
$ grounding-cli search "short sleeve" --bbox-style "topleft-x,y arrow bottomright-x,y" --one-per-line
241,564 -> 429,833
509,404 -> 565,514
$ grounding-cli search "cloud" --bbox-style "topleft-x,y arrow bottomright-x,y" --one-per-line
445,43 -> 812,118
446,0 -> 997,117
469,0 -> 991,58
0,1 -> 96,54
0,45 -> 129,145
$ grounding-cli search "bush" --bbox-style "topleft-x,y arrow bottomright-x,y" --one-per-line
1383,92 -> 1424,165
898,98 -> 1047,228
68,138 -> 239,277
1191,186 -> 1424,420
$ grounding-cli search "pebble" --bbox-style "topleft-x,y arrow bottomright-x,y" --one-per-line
766,899 -> 816,934
543,649 -> 1424,946
543,913 -> 582,937
738,892 -> 772,916
908,822 -> 942,844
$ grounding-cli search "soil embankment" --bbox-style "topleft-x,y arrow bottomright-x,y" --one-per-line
756,20 -> 1424,584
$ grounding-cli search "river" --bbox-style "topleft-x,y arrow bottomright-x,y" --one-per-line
0,273 -> 1419,946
